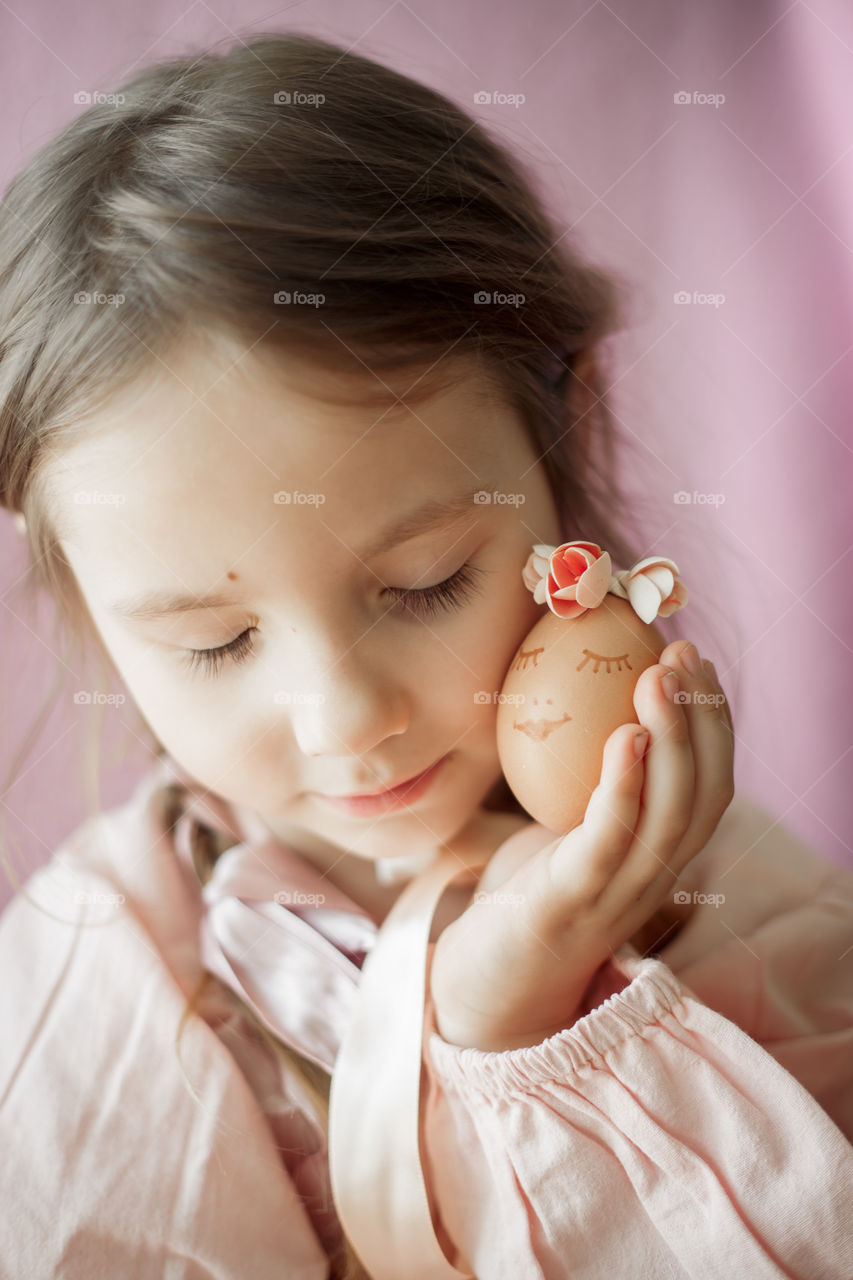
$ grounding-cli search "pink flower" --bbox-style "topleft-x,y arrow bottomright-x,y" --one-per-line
609,556 -> 688,623
521,541 -> 613,620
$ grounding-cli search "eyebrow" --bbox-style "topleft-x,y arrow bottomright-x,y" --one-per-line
107,485 -> 489,623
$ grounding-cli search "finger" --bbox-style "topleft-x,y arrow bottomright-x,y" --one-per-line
659,642 -> 734,812
702,656 -> 735,740
605,644 -> 734,922
600,662 -> 696,907
547,723 -> 647,906
663,642 -> 735,846
660,642 -> 733,734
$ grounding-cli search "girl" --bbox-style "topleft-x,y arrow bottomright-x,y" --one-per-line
0,30 -> 851,1280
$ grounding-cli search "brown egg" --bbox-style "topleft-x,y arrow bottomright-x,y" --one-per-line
496,595 -> 665,833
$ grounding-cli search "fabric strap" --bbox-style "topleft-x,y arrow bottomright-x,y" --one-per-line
329,845 -> 488,1279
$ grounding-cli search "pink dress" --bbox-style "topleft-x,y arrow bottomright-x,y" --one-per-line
1,752 -> 851,1278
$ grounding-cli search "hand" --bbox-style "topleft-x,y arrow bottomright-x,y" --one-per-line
430,641 -> 734,1051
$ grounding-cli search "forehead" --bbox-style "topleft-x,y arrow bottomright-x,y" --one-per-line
53,338 -> 505,473
48,338 -> 524,576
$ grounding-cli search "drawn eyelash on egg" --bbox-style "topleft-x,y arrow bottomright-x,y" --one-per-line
576,648 -> 633,674
511,644 -> 544,671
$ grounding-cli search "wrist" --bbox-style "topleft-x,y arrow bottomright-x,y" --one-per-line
432,998 -> 583,1052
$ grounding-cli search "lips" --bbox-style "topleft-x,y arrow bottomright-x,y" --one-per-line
513,712 -> 572,741
313,754 -> 448,817
335,771 -> 427,798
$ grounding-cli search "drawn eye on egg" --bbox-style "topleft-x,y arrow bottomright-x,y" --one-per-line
576,648 -> 633,674
510,643 -> 632,681
512,697 -> 572,741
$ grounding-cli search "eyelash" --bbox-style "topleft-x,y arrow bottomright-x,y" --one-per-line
181,561 -> 487,678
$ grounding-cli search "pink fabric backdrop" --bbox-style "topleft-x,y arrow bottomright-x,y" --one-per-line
2,0 -> 851,915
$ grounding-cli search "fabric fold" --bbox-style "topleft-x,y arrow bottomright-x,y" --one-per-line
196,837 -> 377,1075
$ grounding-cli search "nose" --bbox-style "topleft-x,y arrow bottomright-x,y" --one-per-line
286,649 -> 409,759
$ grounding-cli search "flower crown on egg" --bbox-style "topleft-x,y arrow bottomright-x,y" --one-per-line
522,541 -> 688,624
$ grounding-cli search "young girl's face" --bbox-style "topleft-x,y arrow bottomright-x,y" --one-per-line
53,337 -> 562,864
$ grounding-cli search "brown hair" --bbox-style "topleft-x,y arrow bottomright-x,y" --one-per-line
0,29 -> 723,1280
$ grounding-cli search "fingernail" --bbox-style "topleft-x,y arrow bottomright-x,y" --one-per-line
661,669 -> 680,701
633,730 -> 649,758
680,643 -> 701,676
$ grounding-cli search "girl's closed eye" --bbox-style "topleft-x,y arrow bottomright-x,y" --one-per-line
181,560 -> 489,678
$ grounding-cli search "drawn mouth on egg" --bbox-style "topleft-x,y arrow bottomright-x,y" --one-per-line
513,712 -> 571,741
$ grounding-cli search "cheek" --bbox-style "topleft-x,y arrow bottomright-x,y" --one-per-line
138,688 -> 264,791
484,560 -> 547,683
410,583 -> 542,733
94,630 -> 234,754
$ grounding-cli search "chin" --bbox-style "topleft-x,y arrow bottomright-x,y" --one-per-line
330,794 -> 484,862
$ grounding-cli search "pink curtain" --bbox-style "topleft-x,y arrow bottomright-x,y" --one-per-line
2,1 -> 851,915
